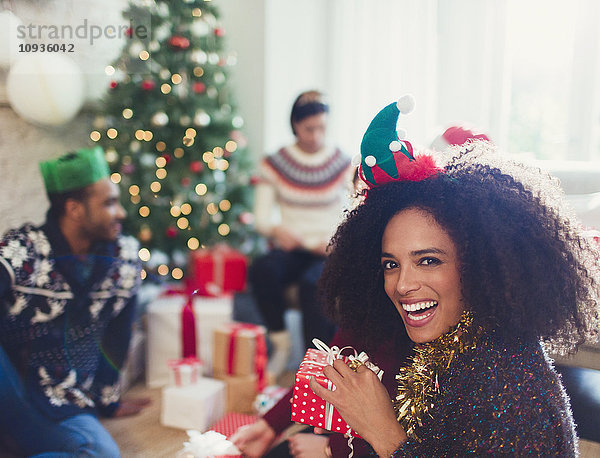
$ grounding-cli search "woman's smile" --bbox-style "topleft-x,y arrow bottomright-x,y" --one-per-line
381,208 -> 465,343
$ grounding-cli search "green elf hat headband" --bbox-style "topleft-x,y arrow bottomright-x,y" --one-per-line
356,95 -> 441,188
40,146 -> 110,194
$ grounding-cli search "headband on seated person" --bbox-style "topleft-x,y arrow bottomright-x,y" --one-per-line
291,101 -> 329,125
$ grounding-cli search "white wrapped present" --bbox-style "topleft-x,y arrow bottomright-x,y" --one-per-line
161,377 -> 226,431
146,288 -> 233,387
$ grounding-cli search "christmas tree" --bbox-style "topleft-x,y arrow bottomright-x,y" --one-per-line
91,0 -> 257,279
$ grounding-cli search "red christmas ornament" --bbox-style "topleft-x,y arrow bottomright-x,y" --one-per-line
181,177 -> 191,187
161,154 -> 172,164
110,81 -> 118,89
190,161 -> 203,173
141,79 -> 156,91
214,27 -> 225,37
250,175 -> 261,186
169,35 -> 190,50
166,226 -> 178,238
192,82 -> 206,94
125,27 -> 133,37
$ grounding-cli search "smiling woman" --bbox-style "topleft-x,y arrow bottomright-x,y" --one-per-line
310,99 -> 600,456
230,97 -> 600,457
380,208 -> 463,344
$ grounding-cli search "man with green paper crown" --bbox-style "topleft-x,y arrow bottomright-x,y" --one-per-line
0,147 -> 145,456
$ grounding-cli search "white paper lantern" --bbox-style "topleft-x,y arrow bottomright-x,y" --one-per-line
7,54 -> 85,126
0,11 -> 24,68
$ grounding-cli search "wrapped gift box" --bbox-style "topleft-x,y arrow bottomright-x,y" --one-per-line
147,289 -> 233,387
211,412 -> 258,437
254,385 -> 290,416
291,348 -> 359,437
213,323 -> 267,379
187,245 -> 247,297
168,357 -> 203,387
214,373 -> 258,414
161,377 -> 226,431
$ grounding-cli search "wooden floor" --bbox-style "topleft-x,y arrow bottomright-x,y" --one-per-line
101,384 -> 189,458
101,371 -> 296,457
104,379 -> 600,458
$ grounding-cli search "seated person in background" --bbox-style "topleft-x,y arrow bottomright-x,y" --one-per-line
0,147 -> 147,457
249,90 -> 353,376
233,99 -> 598,456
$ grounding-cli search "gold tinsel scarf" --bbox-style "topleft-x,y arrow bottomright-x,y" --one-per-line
394,311 -> 483,440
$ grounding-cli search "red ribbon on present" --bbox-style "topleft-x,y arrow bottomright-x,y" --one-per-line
167,357 -> 202,386
164,288 -> 198,358
205,244 -> 228,296
226,323 -> 268,391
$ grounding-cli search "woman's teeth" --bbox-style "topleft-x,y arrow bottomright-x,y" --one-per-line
401,301 -> 438,313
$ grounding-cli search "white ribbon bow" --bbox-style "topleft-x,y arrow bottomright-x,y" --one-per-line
312,338 -> 384,379
309,338 -> 384,433
311,338 -> 357,364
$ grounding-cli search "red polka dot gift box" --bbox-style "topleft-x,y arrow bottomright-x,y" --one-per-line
292,348 -> 358,436
291,345 -> 380,438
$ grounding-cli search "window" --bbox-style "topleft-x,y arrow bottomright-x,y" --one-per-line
506,0 -> 600,160
323,0 -> 600,160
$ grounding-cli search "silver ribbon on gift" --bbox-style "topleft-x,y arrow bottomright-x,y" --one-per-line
310,339 -> 384,431
312,338 -> 384,379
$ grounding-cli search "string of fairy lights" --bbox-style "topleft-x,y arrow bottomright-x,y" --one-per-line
89,0 -> 255,281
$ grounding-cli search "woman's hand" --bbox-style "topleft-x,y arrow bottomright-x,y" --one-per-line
309,360 -> 407,457
229,419 -> 276,458
271,226 -> 304,251
288,433 -> 329,458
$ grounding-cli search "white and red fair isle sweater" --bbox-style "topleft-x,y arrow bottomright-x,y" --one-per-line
0,220 -> 141,420
254,144 -> 353,250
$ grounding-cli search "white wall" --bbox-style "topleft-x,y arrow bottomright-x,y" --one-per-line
263,0 -> 330,153
220,0 -> 331,157
218,0 -> 266,160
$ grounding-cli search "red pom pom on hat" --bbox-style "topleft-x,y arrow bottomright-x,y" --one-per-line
430,124 -> 492,151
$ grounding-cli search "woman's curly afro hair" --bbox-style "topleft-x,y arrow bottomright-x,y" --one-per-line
319,143 -> 600,354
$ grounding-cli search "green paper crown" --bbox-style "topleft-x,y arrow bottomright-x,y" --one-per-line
40,146 -> 110,194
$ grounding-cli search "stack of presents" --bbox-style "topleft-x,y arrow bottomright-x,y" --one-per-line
142,245 -> 374,451
144,245 -> 279,433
